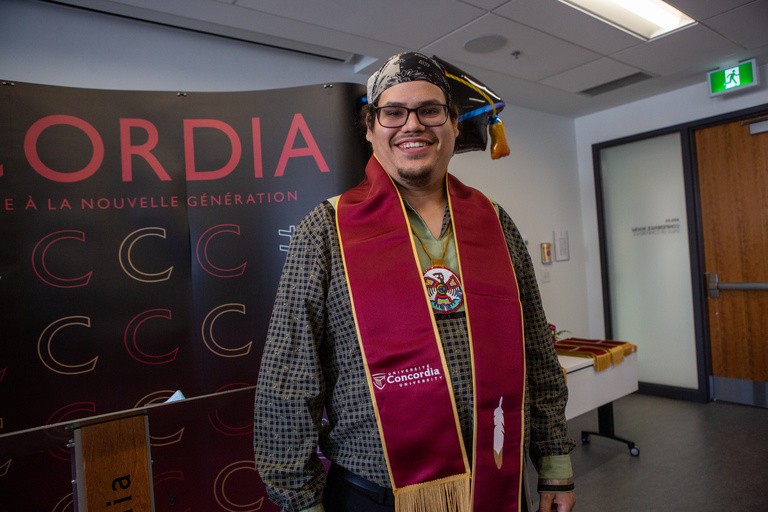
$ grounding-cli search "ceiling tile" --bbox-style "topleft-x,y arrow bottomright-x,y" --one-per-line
612,24 -> 744,75
462,0 -> 508,10
667,0 -> 756,20
93,0 -> 406,60
421,13 -> 600,82
541,58 -> 642,93
704,0 -> 768,50
493,0 -> 641,54
235,0 -> 484,49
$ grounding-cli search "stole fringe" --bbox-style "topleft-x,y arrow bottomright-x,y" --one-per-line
394,474 -> 471,512
568,349 -> 611,371
555,339 -> 638,370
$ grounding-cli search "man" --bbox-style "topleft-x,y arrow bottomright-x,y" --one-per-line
254,52 -> 575,512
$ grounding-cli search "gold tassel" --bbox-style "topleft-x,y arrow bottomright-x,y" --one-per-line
556,348 -> 611,371
489,119 -> 510,159
606,345 -> 625,365
394,474 -> 471,512
591,351 -> 611,372
624,342 -> 638,355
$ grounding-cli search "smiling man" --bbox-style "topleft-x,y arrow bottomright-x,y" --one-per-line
254,52 -> 575,512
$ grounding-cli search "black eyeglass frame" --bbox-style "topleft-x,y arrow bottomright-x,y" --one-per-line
372,104 -> 451,128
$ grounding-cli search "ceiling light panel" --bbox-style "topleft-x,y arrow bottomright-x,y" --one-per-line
557,0 -> 695,40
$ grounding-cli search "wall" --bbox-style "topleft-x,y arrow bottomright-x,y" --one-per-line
575,64 -> 768,338
0,0 -> 587,335
0,0 -> 362,91
452,110 -> 586,335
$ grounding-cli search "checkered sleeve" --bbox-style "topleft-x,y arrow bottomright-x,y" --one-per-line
253,203 -> 334,512
497,206 -> 576,464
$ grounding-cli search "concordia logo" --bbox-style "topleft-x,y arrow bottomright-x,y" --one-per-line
371,364 -> 443,391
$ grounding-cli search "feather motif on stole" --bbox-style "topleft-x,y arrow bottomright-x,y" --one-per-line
493,397 -> 504,469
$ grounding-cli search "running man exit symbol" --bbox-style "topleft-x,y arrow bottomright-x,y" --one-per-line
707,58 -> 759,97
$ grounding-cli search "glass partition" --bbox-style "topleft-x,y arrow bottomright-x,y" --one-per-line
598,133 -> 699,389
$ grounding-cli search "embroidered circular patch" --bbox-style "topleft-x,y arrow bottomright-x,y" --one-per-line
423,266 -> 464,314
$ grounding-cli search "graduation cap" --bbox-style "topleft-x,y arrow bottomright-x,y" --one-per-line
433,56 -> 510,159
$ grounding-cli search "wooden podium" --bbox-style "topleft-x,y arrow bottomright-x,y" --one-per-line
0,386 -> 256,511
73,413 -> 154,511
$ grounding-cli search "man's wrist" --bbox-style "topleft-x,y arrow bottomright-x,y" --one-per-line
537,454 -> 574,493
538,478 -> 575,493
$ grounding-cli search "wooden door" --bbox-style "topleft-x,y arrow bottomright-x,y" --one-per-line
696,117 -> 768,385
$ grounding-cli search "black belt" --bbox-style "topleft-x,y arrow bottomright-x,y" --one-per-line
328,464 -> 395,505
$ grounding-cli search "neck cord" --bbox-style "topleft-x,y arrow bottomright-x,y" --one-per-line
411,224 -> 453,267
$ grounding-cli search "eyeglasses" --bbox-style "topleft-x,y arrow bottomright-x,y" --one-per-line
373,104 -> 450,128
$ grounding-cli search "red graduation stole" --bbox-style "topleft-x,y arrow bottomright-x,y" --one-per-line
336,157 -> 526,511
555,338 -> 637,370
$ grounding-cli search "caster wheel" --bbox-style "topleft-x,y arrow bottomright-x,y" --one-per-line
629,446 -> 640,457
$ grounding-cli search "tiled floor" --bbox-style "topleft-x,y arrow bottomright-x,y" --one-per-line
529,393 -> 768,511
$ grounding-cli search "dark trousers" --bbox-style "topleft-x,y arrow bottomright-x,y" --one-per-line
323,464 -> 394,512
322,464 -> 530,512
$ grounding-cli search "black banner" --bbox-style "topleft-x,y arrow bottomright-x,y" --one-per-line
0,80 -> 368,511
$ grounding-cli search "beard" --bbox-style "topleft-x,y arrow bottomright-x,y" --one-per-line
394,163 -> 435,189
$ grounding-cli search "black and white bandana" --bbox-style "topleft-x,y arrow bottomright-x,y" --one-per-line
366,52 -> 451,106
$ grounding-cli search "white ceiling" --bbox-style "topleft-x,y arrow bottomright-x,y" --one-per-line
49,0 -> 768,117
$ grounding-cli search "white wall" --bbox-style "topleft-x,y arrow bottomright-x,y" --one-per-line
0,0 -> 362,91
575,65 -> 768,337
1,0 -> 587,335
452,111 -> 587,336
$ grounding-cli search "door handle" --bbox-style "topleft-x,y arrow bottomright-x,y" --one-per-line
706,272 -> 768,298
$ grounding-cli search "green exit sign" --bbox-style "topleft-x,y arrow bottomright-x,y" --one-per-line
708,59 -> 759,97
